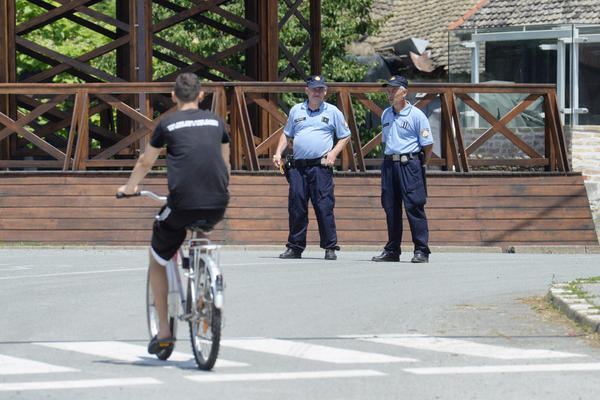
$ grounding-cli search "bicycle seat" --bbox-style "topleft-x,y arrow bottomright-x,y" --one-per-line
186,219 -> 214,235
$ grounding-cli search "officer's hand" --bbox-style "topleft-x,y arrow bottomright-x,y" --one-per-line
272,154 -> 282,168
324,152 -> 336,167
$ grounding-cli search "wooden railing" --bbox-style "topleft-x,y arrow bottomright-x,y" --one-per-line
0,82 -> 569,172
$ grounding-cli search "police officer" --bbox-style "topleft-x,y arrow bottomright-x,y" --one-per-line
272,75 -> 351,260
372,75 -> 433,263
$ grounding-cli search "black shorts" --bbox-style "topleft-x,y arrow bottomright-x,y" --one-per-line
150,206 -> 225,265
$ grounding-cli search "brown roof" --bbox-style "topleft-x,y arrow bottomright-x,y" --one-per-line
456,0 -> 600,28
365,0 -> 483,69
365,0 -> 600,71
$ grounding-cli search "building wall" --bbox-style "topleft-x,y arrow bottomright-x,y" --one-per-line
571,125 -> 600,242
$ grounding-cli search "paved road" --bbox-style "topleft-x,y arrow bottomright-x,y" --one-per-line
1,248 -> 600,399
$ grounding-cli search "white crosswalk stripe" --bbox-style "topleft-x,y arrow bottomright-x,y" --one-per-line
404,362 -> 600,375
0,333 -> 597,392
221,337 -> 418,363
184,369 -> 386,383
34,341 -> 247,368
348,334 -> 587,359
0,378 -> 162,391
0,354 -> 77,375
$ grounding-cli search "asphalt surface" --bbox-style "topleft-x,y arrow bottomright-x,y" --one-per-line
1,245 -> 600,400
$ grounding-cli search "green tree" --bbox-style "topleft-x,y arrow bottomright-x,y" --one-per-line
280,0 -> 383,83
16,0 -> 115,82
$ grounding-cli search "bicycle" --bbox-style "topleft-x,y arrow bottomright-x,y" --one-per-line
116,190 -> 224,370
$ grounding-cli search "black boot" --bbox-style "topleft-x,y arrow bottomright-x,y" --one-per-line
371,251 -> 400,262
279,248 -> 301,259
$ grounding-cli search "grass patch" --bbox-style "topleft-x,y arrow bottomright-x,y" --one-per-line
566,276 -> 600,313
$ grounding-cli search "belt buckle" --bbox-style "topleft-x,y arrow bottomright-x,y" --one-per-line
400,155 -> 408,163
392,154 -> 401,161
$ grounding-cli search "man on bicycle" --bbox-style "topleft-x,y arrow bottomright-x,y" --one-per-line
117,72 -> 230,354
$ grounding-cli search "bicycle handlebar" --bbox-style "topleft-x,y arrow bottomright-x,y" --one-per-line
116,190 -> 167,202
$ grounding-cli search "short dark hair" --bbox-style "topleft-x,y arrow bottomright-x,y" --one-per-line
174,72 -> 201,103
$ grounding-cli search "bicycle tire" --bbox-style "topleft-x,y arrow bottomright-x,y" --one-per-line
146,268 -> 177,361
187,266 -> 221,370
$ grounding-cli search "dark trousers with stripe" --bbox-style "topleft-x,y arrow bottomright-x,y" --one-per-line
381,159 -> 430,255
286,165 -> 338,252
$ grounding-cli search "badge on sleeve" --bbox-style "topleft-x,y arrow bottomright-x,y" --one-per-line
421,128 -> 431,138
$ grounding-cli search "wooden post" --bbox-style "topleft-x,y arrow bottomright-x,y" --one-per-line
0,0 -> 16,162
115,0 -> 133,148
249,0 -> 279,163
133,0 -> 152,153
309,0 -> 322,75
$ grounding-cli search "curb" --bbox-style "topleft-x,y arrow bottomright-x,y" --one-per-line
1,244 -> 599,254
546,283 -> 600,333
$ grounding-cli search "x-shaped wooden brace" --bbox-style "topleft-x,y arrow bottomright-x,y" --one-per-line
456,93 -> 542,159
0,94 -> 71,161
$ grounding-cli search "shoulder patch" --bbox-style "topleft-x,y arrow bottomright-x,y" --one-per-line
421,128 -> 431,138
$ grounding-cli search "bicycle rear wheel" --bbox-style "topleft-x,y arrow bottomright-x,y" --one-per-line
146,268 -> 177,360
187,266 -> 221,370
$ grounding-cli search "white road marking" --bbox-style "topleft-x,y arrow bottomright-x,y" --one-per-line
0,268 -> 146,280
404,362 -> 600,375
0,354 -> 77,375
221,338 -> 417,363
34,341 -> 247,368
0,265 -> 31,271
350,334 -> 586,359
0,377 -> 161,391
220,258 -> 305,267
185,369 -> 385,382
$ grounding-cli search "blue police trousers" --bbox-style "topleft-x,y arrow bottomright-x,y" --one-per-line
381,159 -> 430,255
286,165 -> 338,252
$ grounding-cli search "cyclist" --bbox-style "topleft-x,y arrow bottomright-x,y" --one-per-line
117,72 -> 230,354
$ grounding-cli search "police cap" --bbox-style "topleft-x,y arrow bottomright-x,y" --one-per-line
382,75 -> 409,88
306,75 -> 328,88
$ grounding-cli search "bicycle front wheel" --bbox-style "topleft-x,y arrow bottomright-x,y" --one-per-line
147,268 -> 177,360
187,275 -> 221,370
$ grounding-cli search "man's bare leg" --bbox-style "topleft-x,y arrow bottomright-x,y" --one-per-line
149,251 -> 171,340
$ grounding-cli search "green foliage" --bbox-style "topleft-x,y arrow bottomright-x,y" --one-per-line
151,0 -> 246,80
15,0 -> 384,148
16,0 -> 116,81
278,0 -> 383,83
15,0 -> 382,83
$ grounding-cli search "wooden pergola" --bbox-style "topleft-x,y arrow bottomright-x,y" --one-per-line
0,0 -> 323,161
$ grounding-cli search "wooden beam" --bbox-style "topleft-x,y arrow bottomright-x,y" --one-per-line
309,0 -> 321,75
0,0 -> 16,160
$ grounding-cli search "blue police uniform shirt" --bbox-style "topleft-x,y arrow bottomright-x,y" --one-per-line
381,101 -> 433,155
284,101 -> 351,160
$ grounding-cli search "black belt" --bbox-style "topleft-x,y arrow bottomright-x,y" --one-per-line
291,157 -> 325,168
384,153 -> 420,161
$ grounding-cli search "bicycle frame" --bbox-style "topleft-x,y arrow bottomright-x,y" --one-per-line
165,250 -> 187,319
189,238 -> 224,310
165,235 -> 223,323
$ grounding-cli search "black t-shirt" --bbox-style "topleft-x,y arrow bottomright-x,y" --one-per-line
150,108 -> 230,210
